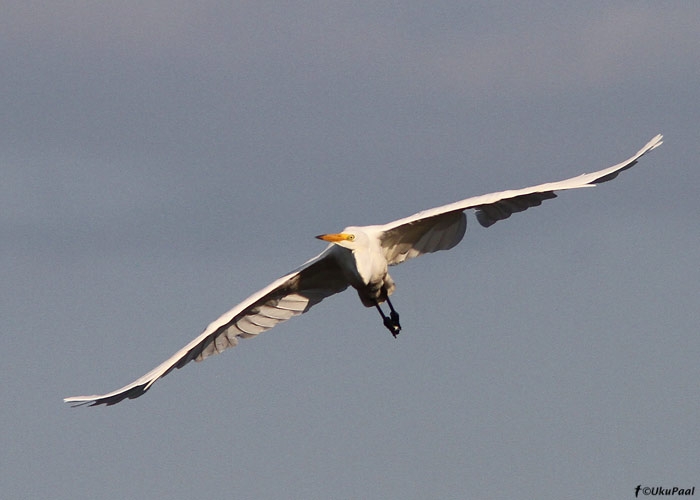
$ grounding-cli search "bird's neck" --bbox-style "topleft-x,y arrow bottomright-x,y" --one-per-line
352,247 -> 387,287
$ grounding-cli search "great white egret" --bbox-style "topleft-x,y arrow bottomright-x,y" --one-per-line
65,134 -> 662,406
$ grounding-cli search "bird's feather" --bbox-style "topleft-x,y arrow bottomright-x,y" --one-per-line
380,211 -> 468,266
64,247 -> 347,406
380,134 -> 662,241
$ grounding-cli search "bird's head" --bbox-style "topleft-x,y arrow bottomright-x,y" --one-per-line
315,228 -> 364,250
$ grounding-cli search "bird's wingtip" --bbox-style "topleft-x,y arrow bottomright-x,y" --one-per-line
648,133 -> 663,150
63,397 -> 95,407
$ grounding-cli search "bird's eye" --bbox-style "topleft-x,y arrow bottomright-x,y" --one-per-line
347,234 -> 355,241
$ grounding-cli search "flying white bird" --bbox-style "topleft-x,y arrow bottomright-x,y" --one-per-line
65,134 -> 663,406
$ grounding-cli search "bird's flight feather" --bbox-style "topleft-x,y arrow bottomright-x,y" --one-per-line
65,248 -> 348,406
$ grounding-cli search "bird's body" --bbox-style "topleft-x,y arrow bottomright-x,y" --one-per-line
65,134 -> 663,406
323,227 -> 397,306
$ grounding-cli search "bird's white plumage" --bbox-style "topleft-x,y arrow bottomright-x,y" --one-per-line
65,134 -> 662,406
380,134 -> 663,232
65,247 -> 349,405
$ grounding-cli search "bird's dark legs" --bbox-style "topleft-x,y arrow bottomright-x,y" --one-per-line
386,297 -> 401,331
375,299 -> 401,338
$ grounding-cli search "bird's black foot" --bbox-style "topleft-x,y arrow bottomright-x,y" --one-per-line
383,316 -> 401,338
376,300 -> 402,338
390,310 -> 401,331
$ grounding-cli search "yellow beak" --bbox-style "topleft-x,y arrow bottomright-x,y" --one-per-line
315,233 -> 352,242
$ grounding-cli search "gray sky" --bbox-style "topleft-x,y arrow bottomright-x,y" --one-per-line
2,2 -> 699,499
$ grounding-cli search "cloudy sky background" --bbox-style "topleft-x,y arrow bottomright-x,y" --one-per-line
2,2 -> 699,499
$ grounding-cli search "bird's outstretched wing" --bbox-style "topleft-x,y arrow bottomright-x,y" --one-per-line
64,247 -> 348,406
380,134 -> 663,265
